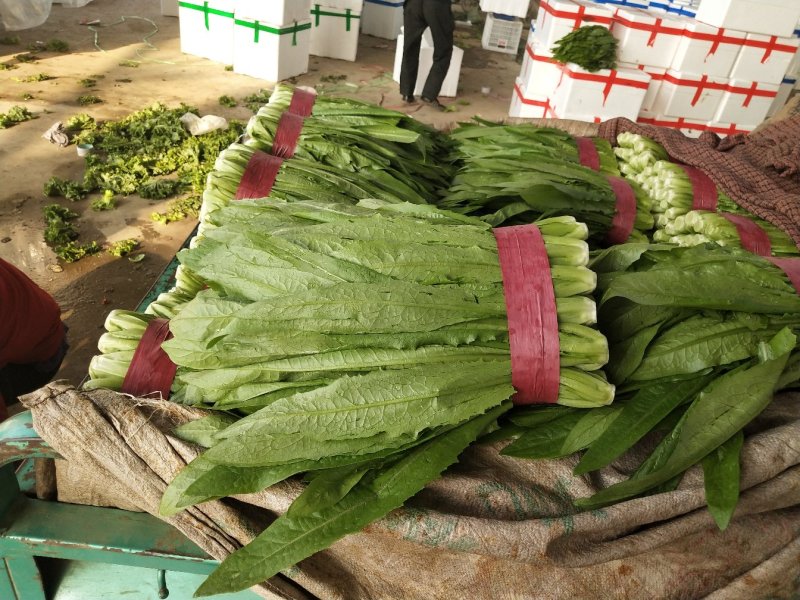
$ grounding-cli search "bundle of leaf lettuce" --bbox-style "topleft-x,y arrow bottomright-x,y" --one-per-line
552,25 -> 618,72
497,243 -> 800,530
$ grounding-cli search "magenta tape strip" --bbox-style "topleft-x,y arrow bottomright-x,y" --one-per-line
605,176 -> 637,245
121,319 -> 177,399
272,112 -> 305,159
235,151 -> 284,200
720,212 -> 772,256
765,257 -> 800,295
680,164 -> 718,211
576,137 -> 601,171
493,225 -> 560,405
288,88 -> 316,116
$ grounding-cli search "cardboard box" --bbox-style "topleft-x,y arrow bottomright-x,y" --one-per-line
309,5 -> 361,61
714,79 -> 779,127
479,0 -> 531,20
651,69 -> 727,120
392,32 -> 464,97
179,0 -> 236,64
671,21 -> 746,78
233,17 -> 311,81
694,0 -> 800,39
729,33 -> 800,85
162,0 -> 178,17
767,76 -> 797,117
532,0 -> 613,51
611,8 -> 684,69
509,78 -> 557,118
519,42 -> 563,99
235,0 -> 313,26
550,63 -> 651,121
637,114 -> 706,137
619,62 -> 666,115
361,0 -> 403,40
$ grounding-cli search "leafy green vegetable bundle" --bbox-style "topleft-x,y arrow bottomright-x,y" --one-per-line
613,132 -> 669,179
498,242 -> 800,528
244,83 -> 453,200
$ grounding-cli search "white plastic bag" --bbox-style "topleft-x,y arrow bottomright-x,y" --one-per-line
0,0 -> 53,31
180,113 -> 229,136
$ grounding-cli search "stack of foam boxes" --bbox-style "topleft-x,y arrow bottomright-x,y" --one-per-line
309,0 -> 364,61
392,27 -> 465,97
511,0 -> 800,135
178,0 -> 312,81
361,0 -> 404,40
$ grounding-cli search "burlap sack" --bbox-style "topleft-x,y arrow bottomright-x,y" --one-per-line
21,382 -> 800,600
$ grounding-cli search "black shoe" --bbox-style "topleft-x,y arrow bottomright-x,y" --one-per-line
402,95 -> 416,104
421,96 -> 445,111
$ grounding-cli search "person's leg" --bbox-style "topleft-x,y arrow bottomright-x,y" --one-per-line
399,0 -> 427,100
421,0 -> 454,102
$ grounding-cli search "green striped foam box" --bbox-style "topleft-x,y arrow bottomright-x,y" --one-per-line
309,3 -> 362,62
178,0 -> 236,64
233,14 -> 312,82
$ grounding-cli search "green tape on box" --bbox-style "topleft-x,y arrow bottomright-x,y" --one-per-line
178,1 -> 234,30
235,19 -> 313,45
310,5 -> 361,32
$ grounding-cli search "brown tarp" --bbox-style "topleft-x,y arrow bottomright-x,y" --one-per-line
23,382 -> 800,600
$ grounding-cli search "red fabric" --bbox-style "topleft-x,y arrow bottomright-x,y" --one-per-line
0,258 -> 64,369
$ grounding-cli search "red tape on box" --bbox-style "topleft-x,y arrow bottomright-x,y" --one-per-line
680,164 -> 718,211
765,257 -> 800,296
272,112 -> 305,158
576,137 -> 601,171
121,318 -> 177,399
235,151 -> 284,200
288,88 -> 316,116
720,212 -> 772,256
606,176 -> 637,245
493,225 -> 560,405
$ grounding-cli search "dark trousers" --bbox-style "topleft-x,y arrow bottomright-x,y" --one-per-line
400,0 -> 455,100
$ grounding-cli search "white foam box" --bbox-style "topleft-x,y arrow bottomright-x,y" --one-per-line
392,32 -> 463,97
482,13 -> 524,55
713,79 -> 779,127
233,16 -> 311,82
361,0 -> 403,40
509,77 -> 556,118
638,114 -> 707,137
671,21 -> 746,78
162,0 -> 178,17
318,0 -> 364,9
179,0 -> 236,64
729,33 -> 800,85
705,121 -> 755,135
235,0 -> 313,25
767,76 -> 797,117
550,63 -> 651,121
520,41 -> 563,99
694,0 -> 800,39
309,5 -> 361,61
479,0 -> 531,19
611,8 -> 685,69
532,0 -> 613,51
650,69 -> 727,120
619,62 -> 667,114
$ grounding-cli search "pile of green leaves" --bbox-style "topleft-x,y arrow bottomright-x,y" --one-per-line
108,239 -> 139,257
552,25 -> 618,72
0,105 -> 36,129
43,204 -> 101,263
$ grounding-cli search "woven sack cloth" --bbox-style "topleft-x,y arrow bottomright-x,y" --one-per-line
20,382 -> 800,600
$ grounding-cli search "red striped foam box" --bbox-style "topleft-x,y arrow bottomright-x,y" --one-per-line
729,33 -> 800,85
637,115 -> 707,137
509,77 -> 558,119
670,20 -> 746,78
519,41 -> 564,100
650,69 -> 727,120
533,0 -> 613,50
619,62 -> 667,116
713,79 -> 779,128
694,0 -> 800,39
611,8 -> 685,70
550,63 -> 651,121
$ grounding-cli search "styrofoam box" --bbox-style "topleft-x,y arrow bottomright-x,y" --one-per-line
706,121 -> 755,135
619,62 -> 666,114
519,41 -> 563,99
236,0 -> 313,26
509,78 -> 556,118
729,33 -> 800,85
479,0 -> 531,19
233,17 -> 311,82
651,69 -> 726,120
179,0 -> 236,65
714,79 -> 779,127
671,21 -> 746,78
767,76 -> 797,117
482,13 -> 524,55
551,63 -> 651,121
592,0 -> 648,9
162,0 -> 178,17
694,0 -> 800,39
361,0 -> 403,40
611,8 -> 684,69
309,6 -> 361,61
533,0 -> 613,51
638,115 -> 707,137
313,0 -> 364,10
392,32 -> 463,97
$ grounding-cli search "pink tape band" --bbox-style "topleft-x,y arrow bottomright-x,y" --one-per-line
720,212 -> 772,256
765,257 -> 800,295
606,176 -> 637,245
235,151 -> 284,200
288,88 -> 316,116
680,164 -> 718,211
576,137 -> 601,171
272,112 -> 305,158
121,319 -> 178,399
493,225 -> 560,405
